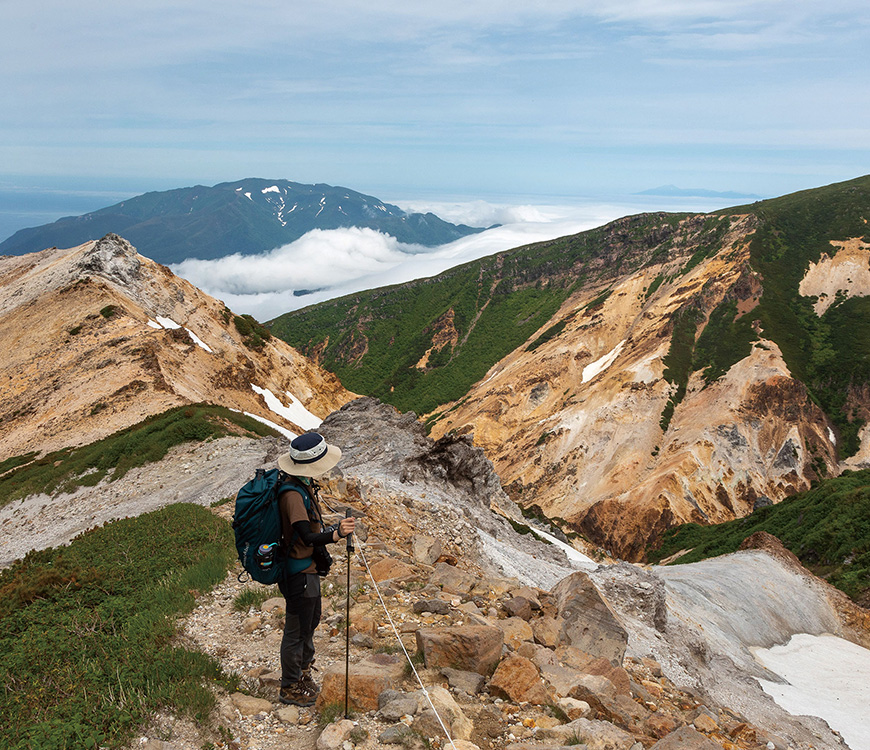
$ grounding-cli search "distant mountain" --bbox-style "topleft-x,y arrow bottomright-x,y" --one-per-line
0,179 -> 486,264
637,184 -> 762,200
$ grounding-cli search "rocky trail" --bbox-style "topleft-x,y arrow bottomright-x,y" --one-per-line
3,397 -> 867,750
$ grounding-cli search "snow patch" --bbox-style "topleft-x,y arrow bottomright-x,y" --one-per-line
251,384 -> 321,431
754,634 -> 870,750
262,185 -> 280,194
582,340 -> 625,383
529,526 -> 598,571
184,329 -> 213,353
149,316 -> 212,352
244,192 -> 252,200
828,427 -> 836,445
146,319 -> 162,329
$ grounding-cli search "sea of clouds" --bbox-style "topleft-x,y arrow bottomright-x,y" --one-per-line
171,196 -> 725,321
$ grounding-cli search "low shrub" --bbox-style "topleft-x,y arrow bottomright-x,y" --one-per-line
0,504 -> 238,749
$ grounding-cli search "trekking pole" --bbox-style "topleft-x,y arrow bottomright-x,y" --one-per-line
344,507 -> 353,719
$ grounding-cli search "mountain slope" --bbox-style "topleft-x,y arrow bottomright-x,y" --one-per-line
0,179 -> 485,263
274,175 -> 870,559
0,234 -> 353,463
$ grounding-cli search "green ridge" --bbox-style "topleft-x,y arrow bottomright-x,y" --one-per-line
0,404 -> 279,507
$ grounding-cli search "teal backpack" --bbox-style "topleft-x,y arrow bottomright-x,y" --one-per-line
232,468 -> 318,584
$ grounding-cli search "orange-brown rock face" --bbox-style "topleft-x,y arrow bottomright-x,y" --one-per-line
0,235 -> 354,460
430,215 -> 839,559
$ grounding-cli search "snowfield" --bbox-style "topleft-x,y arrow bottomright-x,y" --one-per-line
754,634 -> 870,750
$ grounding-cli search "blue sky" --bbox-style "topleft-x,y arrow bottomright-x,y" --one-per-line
2,0 -> 868,210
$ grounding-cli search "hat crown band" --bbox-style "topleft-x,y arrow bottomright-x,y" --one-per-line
289,440 -> 327,464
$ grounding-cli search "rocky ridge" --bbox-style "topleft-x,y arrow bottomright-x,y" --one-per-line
0,234 -> 352,461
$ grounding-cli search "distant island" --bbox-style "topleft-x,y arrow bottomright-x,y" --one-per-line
636,185 -> 763,200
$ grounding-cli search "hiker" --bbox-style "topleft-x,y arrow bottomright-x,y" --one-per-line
275,431 -> 355,707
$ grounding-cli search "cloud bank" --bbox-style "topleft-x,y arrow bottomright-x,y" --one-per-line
171,196 -> 725,321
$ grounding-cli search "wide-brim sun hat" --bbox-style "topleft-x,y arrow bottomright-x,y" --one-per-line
277,432 -> 342,478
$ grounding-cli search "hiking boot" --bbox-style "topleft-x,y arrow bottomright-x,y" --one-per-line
279,680 -> 316,707
299,664 -> 319,696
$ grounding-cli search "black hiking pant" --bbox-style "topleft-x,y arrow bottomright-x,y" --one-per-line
278,572 -> 321,686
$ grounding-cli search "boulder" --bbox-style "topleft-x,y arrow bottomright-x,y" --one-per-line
316,719 -> 355,750
369,557 -> 418,583
532,616 -> 562,648
649,726 -> 722,750
412,686 -> 473,740
378,695 -> 419,721
551,572 -> 628,665
489,653 -> 548,705
441,667 -> 486,695
316,653 -> 405,711
504,596 -> 534,620
413,598 -> 451,615
411,535 -> 442,566
229,692 -> 273,716
415,625 -> 503,675
495,616 -> 535,650
556,696 -> 592,720
430,562 -> 479,595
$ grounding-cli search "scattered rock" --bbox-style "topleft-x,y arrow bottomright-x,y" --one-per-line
411,535 -> 442,566
230,692 -> 273,716
489,653 -> 548,705
441,667 -> 486,695
315,718 -> 355,750
413,598 -> 450,615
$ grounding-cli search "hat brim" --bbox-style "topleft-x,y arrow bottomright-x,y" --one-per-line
277,443 -> 342,478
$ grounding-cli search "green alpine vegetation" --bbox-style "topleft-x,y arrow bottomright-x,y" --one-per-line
0,503 -> 238,750
717,175 -> 870,457
0,404 -> 280,507
647,468 -> 870,604
271,211 -> 723,416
